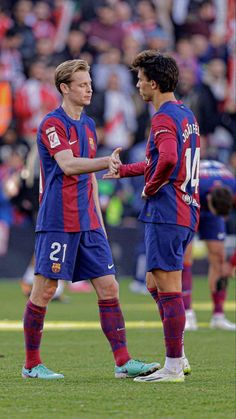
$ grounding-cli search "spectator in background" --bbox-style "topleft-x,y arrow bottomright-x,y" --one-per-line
103,72 -> 137,153
175,65 -> 199,111
174,37 -> 202,82
11,0 -> 35,65
0,129 -> 28,256
114,0 -> 145,45
92,48 -> 134,95
136,0 -> 159,37
33,37 -> 56,65
86,2 -> 126,55
122,34 -> 142,69
0,125 -> 29,166
53,26 -> 93,67
88,70 -> 137,155
32,1 -> 56,41
14,60 -> 59,146
0,27 -> 25,91
0,6 -> 12,42
0,165 -> 13,257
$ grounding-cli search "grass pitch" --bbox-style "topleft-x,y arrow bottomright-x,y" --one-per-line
0,277 -> 235,419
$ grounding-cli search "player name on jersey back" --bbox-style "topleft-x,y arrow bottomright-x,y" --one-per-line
182,122 -> 200,143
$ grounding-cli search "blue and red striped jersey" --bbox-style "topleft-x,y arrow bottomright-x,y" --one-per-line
36,106 -> 101,232
120,101 -> 201,231
199,160 -> 236,209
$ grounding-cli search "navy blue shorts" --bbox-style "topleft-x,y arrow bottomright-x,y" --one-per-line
35,228 -> 115,282
145,223 -> 194,272
198,211 -> 225,241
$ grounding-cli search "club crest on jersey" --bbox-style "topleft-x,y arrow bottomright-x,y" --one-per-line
89,137 -> 95,149
51,262 -> 61,273
182,194 -> 193,205
182,194 -> 199,207
46,127 -> 61,148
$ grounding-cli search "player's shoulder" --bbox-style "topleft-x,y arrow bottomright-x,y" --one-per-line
39,107 -> 67,132
154,100 -> 189,121
152,107 -> 176,132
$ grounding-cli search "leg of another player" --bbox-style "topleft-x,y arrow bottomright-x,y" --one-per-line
182,242 -> 198,331
206,241 -> 235,330
147,270 -> 191,375
22,275 -> 64,379
135,270 -> 186,382
146,271 -> 163,320
91,274 -> 160,378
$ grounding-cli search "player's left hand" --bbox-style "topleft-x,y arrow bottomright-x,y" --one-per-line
141,186 -> 148,200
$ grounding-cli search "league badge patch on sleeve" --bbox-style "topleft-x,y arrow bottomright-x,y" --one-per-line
46,127 -> 61,148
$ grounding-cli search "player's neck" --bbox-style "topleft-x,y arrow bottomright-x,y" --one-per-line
61,102 -> 83,120
153,92 -> 176,111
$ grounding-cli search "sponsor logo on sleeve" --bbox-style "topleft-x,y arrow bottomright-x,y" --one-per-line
46,127 -> 61,148
155,129 -> 172,137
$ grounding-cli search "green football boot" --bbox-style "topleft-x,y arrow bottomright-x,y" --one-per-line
22,364 -> 64,379
115,359 -> 161,378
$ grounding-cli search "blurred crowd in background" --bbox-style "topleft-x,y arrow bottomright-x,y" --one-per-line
0,0 -> 235,260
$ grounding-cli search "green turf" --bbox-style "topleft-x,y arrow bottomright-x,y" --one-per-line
0,277 -> 235,419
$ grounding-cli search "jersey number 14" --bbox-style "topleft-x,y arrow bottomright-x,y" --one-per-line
181,147 -> 200,194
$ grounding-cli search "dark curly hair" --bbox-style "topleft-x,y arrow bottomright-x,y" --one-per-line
131,50 -> 179,93
210,186 -> 234,216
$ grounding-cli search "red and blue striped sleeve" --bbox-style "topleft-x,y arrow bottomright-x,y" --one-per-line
144,114 -> 178,195
40,117 -> 70,157
119,161 -> 146,177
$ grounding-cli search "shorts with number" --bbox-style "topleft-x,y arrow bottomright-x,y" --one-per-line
145,223 -> 194,272
198,211 -> 225,241
34,228 -> 116,282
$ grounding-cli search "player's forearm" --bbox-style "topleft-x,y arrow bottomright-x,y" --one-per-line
144,150 -> 177,196
61,155 -> 111,176
120,161 -> 145,177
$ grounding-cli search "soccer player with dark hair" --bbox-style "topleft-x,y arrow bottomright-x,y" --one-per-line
183,160 -> 236,331
22,59 -> 160,380
104,50 -> 201,382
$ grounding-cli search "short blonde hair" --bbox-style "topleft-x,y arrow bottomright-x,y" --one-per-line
55,59 -> 90,94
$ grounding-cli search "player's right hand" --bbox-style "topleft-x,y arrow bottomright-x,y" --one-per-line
105,147 -> 122,178
111,147 -> 122,165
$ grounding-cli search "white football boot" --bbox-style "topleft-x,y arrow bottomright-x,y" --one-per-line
210,314 -> 236,331
185,309 -> 198,331
134,367 -> 185,383
182,356 -> 191,375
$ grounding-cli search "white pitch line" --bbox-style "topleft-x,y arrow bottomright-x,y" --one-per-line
0,320 -> 211,331
123,302 -> 235,311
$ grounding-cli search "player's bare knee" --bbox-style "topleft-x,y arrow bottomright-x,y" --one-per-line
100,279 -> 119,299
42,280 -> 58,302
146,275 -> 156,289
208,250 -> 224,269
